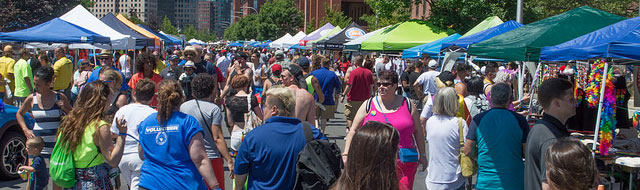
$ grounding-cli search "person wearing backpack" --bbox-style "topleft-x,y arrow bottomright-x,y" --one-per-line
464,77 -> 490,118
234,86 -> 326,190
343,70 -> 426,190
53,81 -> 128,189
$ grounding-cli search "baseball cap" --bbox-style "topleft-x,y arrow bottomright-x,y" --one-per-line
296,57 -> 310,68
287,64 -> 304,81
272,64 -> 282,75
428,60 -> 438,68
221,49 -> 227,54
184,61 -> 196,68
275,50 -> 284,58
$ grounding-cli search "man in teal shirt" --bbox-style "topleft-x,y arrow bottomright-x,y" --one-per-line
13,48 -> 33,107
464,83 -> 529,190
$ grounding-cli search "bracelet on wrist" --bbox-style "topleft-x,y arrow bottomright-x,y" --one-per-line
118,132 -> 127,136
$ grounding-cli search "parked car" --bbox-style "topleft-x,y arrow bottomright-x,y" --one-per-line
0,104 -> 32,179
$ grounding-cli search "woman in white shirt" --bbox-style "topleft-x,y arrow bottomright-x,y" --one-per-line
425,87 -> 468,190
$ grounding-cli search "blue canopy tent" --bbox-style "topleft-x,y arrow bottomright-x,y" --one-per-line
540,16 -> 640,61
0,18 -> 110,44
228,42 -> 243,47
101,13 -> 154,47
137,24 -> 178,45
158,32 -> 181,45
402,34 -> 461,59
441,20 -> 523,52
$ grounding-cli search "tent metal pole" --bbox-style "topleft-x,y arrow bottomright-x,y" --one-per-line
93,49 -> 97,67
592,61 -> 609,156
526,63 -> 542,120
518,61 -> 524,100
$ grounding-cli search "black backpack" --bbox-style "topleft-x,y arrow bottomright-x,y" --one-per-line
294,122 -> 343,190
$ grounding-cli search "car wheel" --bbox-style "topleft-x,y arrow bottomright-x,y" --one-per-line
0,131 -> 27,180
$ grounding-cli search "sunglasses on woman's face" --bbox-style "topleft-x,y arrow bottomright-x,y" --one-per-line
185,53 -> 195,57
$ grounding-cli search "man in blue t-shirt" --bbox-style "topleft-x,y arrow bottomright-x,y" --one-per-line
464,83 -> 529,190
234,86 -> 326,190
87,50 -> 128,91
310,56 -> 341,132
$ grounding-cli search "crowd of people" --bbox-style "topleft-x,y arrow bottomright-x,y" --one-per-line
0,43 -> 602,190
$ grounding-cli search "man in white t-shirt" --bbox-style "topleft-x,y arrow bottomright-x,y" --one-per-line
110,78 -> 157,190
414,59 -> 440,104
118,51 -> 132,79
216,49 -> 231,78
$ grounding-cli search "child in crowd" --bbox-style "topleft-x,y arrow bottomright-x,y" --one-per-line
179,61 -> 197,100
18,137 -> 48,190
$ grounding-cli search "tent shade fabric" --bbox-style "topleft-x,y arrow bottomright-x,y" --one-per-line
540,16 -> 640,61
283,31 -> 306,48
270,33 -> 292,48
100,13 -> 154,47
442,20 -> 523,52
137,24 -> 179,45
116,14 -> 161,46
468,6 -> 625,61
361,21 -> 451,51
402,33 -> 461,59
299,23 -> 334,45
60,5 -> 135,49
159,31 -> 182,45
0,18 -> 110,44
316,22 -> 367,50
289,44 -> 306,49
228,42 -> 243,47
307,26 -> 342,48
462,16 -> 504,37
344,25 -> 390,51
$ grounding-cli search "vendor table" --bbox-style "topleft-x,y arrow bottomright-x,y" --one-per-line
614,157 -> 640,189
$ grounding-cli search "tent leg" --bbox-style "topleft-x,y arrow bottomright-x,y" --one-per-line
592,61 -> 609,156
526,63 -> 542,120
517,62 -> 524,100
93,49 -> 97,67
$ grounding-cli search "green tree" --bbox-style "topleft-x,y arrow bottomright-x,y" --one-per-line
223,14 -> 260,40
256,0 -> 304,40
427,0 -> 637,34
77,0 -> 95,8
160,16 -> 179,35
182,24 -> 199,40
321,3 -> 352,28
306,18 -> 317,34
360,0 -> 413,30
0,0 -> 77,31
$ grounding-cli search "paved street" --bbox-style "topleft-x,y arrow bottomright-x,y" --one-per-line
0,102 -> 429,190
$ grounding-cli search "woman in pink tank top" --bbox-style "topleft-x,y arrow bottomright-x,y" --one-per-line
343,70 -> 426,190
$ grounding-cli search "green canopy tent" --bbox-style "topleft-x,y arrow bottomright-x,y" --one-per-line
462,16 -> 503,37
468,6 -> 625,61
361,20 -> 452,51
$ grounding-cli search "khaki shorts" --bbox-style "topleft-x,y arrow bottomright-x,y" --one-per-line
316,104 -> 337,120
344,100 -> 365,121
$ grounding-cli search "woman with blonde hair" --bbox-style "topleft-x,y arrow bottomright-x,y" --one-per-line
331,121 -> 400,190
424,87 -> 468,190
56,81 -> 127,189
137,80 -> 220,189
100,68 -> 129,118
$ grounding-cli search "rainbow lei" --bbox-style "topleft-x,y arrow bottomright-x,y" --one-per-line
633,111 -> 640,130
585,60 -> 616,155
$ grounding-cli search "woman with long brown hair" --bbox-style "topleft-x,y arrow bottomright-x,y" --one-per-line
136,80 -> 220,189
331,121 -> 400,190
56,81 -> 127,189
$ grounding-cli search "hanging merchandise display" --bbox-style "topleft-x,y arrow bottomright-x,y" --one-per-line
586,60 -> 617,155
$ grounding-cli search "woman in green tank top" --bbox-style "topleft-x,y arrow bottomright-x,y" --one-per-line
56,81 -> 128,189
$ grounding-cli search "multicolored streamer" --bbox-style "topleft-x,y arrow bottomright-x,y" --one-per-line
584,60 -> 616,155
633,111 -> 640,130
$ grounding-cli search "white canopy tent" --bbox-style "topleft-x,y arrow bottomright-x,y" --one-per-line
270,33 -> 293,48
282,31 -> 306,48
60,5 -> 135,50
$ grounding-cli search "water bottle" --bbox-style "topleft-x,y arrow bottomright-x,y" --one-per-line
417,164 -> 425,175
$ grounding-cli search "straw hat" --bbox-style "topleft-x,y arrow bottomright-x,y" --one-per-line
97,49 -> 113,58
183,46 -> 198,57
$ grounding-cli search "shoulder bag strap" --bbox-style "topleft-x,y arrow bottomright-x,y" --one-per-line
458,117 -> 464,149
375,96 -> 390,123
302,122 -> 313,143
195,99 -> 213,135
